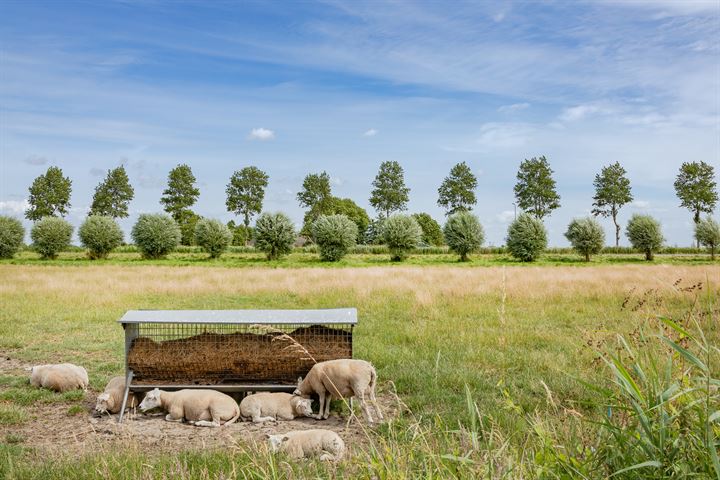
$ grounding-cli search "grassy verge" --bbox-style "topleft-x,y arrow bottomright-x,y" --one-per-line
0,264 -> 717,478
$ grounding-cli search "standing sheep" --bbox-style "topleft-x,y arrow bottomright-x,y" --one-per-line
29,363 -> 89,393
138,388 -> 240,427
267,429 -> 345,461
95,376 -> 142,414
293,359 -> 383,423
239,392 -> 313,423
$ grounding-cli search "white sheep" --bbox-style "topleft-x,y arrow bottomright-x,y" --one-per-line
29,363 -> 89,393
95,376 -> 141,414
138,388 -> 240,427
239,392 -> 313,423
267,429 -> 345,461
293,359 -> 383,423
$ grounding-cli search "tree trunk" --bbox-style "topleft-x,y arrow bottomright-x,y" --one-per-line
244,215 -> 251,247
645,249 -> 653,261
613,213 -> 620,248
694,209 -> 700,248
712,246 -> 716,261
585,252 -> 590,262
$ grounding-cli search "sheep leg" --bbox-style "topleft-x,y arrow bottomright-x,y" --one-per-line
324,395 -> 332,419
369,387 -> 384,421
251,414 -> 277,423
165,413 -> 183,423
319,452 -> 336,461
316,392 -> 326,420
194,419 -> 221,427
356,390 -> 374,423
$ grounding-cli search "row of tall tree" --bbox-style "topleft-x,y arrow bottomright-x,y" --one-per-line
22,159 -> 718,246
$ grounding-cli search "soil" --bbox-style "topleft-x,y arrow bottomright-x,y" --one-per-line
0,353 -> 399,460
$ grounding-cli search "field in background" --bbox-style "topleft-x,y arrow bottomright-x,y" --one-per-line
3,249 -> 717,268
0,264 -> 717,478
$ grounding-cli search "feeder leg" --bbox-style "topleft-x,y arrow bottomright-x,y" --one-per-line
117,370 -> 134,423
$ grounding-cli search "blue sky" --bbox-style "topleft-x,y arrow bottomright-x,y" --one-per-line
1,0 -> 718,246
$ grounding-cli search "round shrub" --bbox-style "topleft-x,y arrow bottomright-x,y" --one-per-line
30,217 -> 73,259
78,215 -> 123,259
312,214 -> 358,262
506,213 -> 547,262
194,218 -> 233,259
254,212 -> 296,260
564,217 -> 605,262
626,214 -> 663,261
0,216 -> 25,259
131,213 -> 181,259
382,214 -> 421,261
695,217 -> 720,260
443,212 -> 484,261
413,213 -> 444,246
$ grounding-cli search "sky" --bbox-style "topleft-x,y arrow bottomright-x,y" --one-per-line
1,0 -> 719,246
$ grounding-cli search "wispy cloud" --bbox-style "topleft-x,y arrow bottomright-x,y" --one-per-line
248,127 -> 275,141
0,200 -> 29,215
498,103 -> 529,114
23,155 -> 47,165
363,128 -> 378,137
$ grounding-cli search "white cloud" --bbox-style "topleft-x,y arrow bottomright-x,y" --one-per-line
330,176 -> 344,186
0,200 -> 29,215
492,12 -> 506,22
24,155 -> 47,165
248,127 -> 275,141
632,200 -> 650,209
476,169 -> 484,176
496,210 -> 516,223
560,104 -> 603,122
476,122 -> 534,149
363,128 -> 378,137
498,102 -> 530,114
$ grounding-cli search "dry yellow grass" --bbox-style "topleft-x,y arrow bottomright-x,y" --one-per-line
2,264 -> 717,302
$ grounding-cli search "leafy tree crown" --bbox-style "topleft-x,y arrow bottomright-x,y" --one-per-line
89,166 -> 134,218
160,164 -> 200,219
370,161 -> 410,217
25,166 -> 72,221
674,161 -> 717,221
591,162 -> 632,217
225,166 -> 269,228
513,156 -> 560,219
437,162 -> 478,215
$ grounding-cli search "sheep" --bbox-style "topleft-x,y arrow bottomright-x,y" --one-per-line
29,363 -> 89,393
138,388 -> 240,427
293,359 -> 383,423
95,376 -> 143,415
239,392 -> 313,423
267,429 -> 345,461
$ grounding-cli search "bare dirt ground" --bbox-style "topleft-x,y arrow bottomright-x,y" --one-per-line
0,354 -> 400,459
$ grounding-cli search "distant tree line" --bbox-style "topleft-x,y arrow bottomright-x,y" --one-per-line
3,157 -> 717,262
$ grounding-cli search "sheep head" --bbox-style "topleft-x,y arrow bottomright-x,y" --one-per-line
139,388 -> 161,411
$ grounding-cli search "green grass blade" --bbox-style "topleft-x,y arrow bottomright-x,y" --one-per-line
661,337 -> 708,372
608,460 -> 662,477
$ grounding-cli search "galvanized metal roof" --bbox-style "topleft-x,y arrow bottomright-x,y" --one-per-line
118,308 -> 357,325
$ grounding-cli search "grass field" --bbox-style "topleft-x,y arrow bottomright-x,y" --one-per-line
0,263 -> 717,478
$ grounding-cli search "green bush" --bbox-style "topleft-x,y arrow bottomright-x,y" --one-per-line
443,212 -> 484,261
506,213 -> 547,262
364,217 -> 386,245
694,217 -> 720,260
254,212 -> 296,260
194,218 -> 233,259
30,217 -> 73,259
312,214 -> 358,261
382,214 -> 421,261
564,217 -> 605,262
131,213 -> 181,259
78,215 -> 123,259
412,213 -> 444,246
626,214 -> 663,261
0,216 -> 25,259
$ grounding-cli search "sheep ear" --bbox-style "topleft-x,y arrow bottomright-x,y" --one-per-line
296,376 -> 303,385
264,433 -> 272,439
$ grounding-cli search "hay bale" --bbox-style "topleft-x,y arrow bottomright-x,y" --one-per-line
128,325 -> 352,385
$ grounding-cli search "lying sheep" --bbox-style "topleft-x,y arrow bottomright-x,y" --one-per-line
95,376 -> 142,415
239,392 -> 313,423
267,429 -> 345,461
138,388 -> 240,427
29,363 -> 89,393
294,359 -> 383,423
